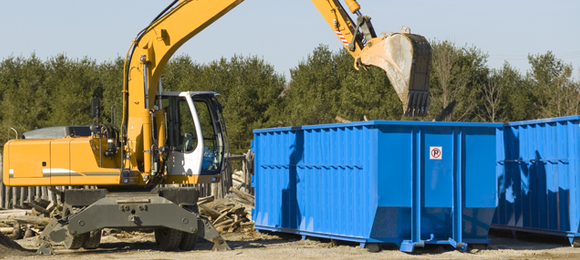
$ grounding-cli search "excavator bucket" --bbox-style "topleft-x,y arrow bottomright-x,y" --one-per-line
356,31 -> 432,117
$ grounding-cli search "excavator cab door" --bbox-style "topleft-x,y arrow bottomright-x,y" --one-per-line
162,92 -> 225,177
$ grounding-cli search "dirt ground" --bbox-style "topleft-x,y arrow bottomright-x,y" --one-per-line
3,229 -> 580,260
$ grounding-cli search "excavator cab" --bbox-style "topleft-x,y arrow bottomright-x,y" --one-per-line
160,91 -> 225,180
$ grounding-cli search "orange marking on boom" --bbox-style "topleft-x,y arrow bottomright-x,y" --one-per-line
335,29 -> 349,47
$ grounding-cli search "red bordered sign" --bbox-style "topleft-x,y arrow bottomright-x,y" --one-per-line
430,146 -> 442,160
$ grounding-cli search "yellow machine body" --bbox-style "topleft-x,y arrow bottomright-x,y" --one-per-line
3,0 -> 431,187
2,135 -> 219,186
3,137 -> 121,186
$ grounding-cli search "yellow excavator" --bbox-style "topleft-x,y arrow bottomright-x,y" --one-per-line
2,0 -> 431,254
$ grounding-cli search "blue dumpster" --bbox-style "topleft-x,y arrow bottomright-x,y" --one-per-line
494,115 -> 580,245
252,120 -> 500,252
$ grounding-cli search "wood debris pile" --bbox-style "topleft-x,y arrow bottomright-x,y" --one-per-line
1,185 -> 255,240
0,198 -> 53,240
198,187 -> 254,233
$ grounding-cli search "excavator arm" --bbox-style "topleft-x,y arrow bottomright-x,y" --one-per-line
3,0 -> 431,188
312,0 -> 432,116
124,1 -> 432,139
122,0 -> 432,179
311,0 -> 378,57
123,0 -> 243,117
311,0 -> 365,55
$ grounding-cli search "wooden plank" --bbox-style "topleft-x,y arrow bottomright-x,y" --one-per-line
218,205 -> 235,214
214,218 -> 234,230
197,196 -> 214,205
225,153 -> 246,161
0,227 -> 15,234
23,201 -> 50,215
13,215 -> 50,225
4,186 -> 10,209
0,209 -> 30,218
232,175 -> 244,184
0,182 -> 4,209
229,187 -> 254,204
212,211 -> 231,225
198,204 -> 221,219
12,187 -> 17,209
20,186 -> 25,208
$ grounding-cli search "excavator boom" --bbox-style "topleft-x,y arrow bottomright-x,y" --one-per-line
312,0 -> 432,116
3,1 -> 431,188
123,0 -> 244,177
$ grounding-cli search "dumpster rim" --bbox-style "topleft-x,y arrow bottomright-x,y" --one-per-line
503,115 -> 580,127
253,120 -> 502,133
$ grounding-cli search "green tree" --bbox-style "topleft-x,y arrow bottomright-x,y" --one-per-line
280,45 -> 340,126
163,54 -> 285,153
527,51 -> 578,118
161,54 -> 203,92
334,48 -> 402,121
0,55 -> 51,142
477,68 -> 505,122
429,40 -> 489,122
98,57 -> 125,126
44,54 -> 100,126
498,62 -> 531,121
279,45 -> 406,126
477,62 -> 530,123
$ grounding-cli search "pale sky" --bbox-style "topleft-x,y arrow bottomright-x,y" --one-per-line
1,0 -> 579,81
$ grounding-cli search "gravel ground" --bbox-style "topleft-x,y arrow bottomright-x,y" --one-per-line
3,229 -> 580,259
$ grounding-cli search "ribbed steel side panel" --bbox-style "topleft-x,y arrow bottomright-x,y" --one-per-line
494,115 -> 580,244
252,120 -> 499,251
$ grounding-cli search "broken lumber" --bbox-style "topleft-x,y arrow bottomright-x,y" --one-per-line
198,196 -> 214,205
229,187 -> 254,204
23,201 -> 50,215
199,204 -> 221,219
0,210 -> 30,219
0,227 -> 15,234
14,216 -> 50,226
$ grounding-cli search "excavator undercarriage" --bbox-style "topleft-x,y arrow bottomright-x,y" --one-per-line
36,187 -> 229,255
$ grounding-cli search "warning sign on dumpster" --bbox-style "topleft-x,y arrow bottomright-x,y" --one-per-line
430,146 -> 442,160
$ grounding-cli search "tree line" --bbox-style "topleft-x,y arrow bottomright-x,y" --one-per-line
0,40 -> 578,153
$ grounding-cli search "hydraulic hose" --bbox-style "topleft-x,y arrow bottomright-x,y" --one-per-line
120,0 -> 179,173
121,0 -> 180,139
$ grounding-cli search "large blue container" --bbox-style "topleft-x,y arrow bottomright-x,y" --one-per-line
494,115 -> 580,245
252,120 -> 500,252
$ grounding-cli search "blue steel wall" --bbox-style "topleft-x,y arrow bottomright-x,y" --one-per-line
494,116 -> 580,237
253,124 -> 377,239
253,121 -> 499,244
373,125 -> 497,243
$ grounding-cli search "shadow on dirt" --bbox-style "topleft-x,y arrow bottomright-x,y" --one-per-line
222,232 -> 302,250
487,228 -> 571,250
54,231 -> 300,255
45,229 -> 576,256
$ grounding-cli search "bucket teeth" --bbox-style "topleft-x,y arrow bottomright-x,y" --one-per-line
404,91 -> 429,117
